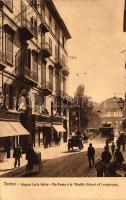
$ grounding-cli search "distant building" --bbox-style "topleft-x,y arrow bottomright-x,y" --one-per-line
99,97 -> 123,128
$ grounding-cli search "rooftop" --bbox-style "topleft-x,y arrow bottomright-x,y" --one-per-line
45,0 -> 71,39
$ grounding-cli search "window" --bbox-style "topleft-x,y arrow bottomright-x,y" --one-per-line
6,0 -> 13,10
42,62 -> 46,88
31,17 -> 37,36
34,93 -> 40,113
62,35 -> 65,47
49,67 -> 53,90
49,13 -> 52,29
55,71 -> 61,95
55,45 -> 58,61
5,32 -> 13,65
62,54 -> 65,67
63,77 -> 66,94
41,0 -> 45,18
4,84 -> 13,109
49,37 -> 52,54
55,24 -> 58,37
32,53 -> 38,77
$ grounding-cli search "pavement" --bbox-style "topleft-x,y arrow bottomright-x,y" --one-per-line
1,136 -> 126,177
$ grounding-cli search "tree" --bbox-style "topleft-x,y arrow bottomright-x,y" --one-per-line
73,84 -> 101,129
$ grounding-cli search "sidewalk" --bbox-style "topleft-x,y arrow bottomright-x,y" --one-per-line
0,142 -> 69,176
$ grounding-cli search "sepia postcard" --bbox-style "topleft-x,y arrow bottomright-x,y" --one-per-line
0,0 -> 126,199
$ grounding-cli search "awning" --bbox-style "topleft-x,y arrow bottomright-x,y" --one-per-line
0,121 -> 18,137
0,121 -> 30,138
9,122 -> 30,135
52,124 -> 66,132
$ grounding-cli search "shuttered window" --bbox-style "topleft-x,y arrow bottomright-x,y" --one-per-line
49,37 -> 52,54
42,62 -> 46,88
4,83 -> 13,109
5,32 -> 13,65
32,53 -> 38,75
55,45 -> 58,61
49,13 -> 52,30
31,16 -> 37,36
49,67 -> 53,90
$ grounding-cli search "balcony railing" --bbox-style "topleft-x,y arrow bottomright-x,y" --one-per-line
40,42 -> 52,58
24,67 -> 38,82
0,51 -> 7,70
19,17 -> 34,40
21,17 -> 32,30
41,81 -> 53,96
42,81 -> 53,90
55,57 -> 63,69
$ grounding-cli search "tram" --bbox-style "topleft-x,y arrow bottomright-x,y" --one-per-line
100,122 -> 114,142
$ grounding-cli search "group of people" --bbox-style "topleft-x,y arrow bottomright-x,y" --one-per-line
86,140 -> 125,177
13,144 -> 39,172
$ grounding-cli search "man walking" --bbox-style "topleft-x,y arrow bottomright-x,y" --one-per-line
114,148 -> 124,169
101,146 -> 112,176
13,144 -> 22,168
101,146 -> 112,164
87,143 -> 95,168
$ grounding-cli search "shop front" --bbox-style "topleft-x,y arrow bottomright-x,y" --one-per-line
52,123 -> 66,144
32,114 -> 52,148
0,119 -> 30,161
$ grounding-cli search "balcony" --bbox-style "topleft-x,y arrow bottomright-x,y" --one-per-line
62,65 -> 70,75
0,51 -> 8,70
16,66 -> 38,86
55,57 -> 63,69
0,0 -> 6,7
41,81 -> 53,96
65,93 -> 73,104
19,18 -> 34,40
39,22 -> 49,33
39,42 -> 52,58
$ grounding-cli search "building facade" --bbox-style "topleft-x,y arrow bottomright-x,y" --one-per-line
0,0 -> 72,159
99,98 -> 123,129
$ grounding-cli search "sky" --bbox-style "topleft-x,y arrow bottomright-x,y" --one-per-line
53,0 -> 126,103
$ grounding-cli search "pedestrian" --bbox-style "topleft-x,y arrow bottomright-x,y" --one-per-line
116,138 -> 121,150
101,146 -> 112,164
95,157 -> 105,177
13,144 -> 22,168
114,148 -> 124,169
76,129 -> 81,138
111,142 -> 115,156
87,143 -> 95,168
101,146 -> 112,176
122,133 -> 125,152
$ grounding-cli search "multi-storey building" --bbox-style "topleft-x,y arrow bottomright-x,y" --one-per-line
0,0 -> 72,159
